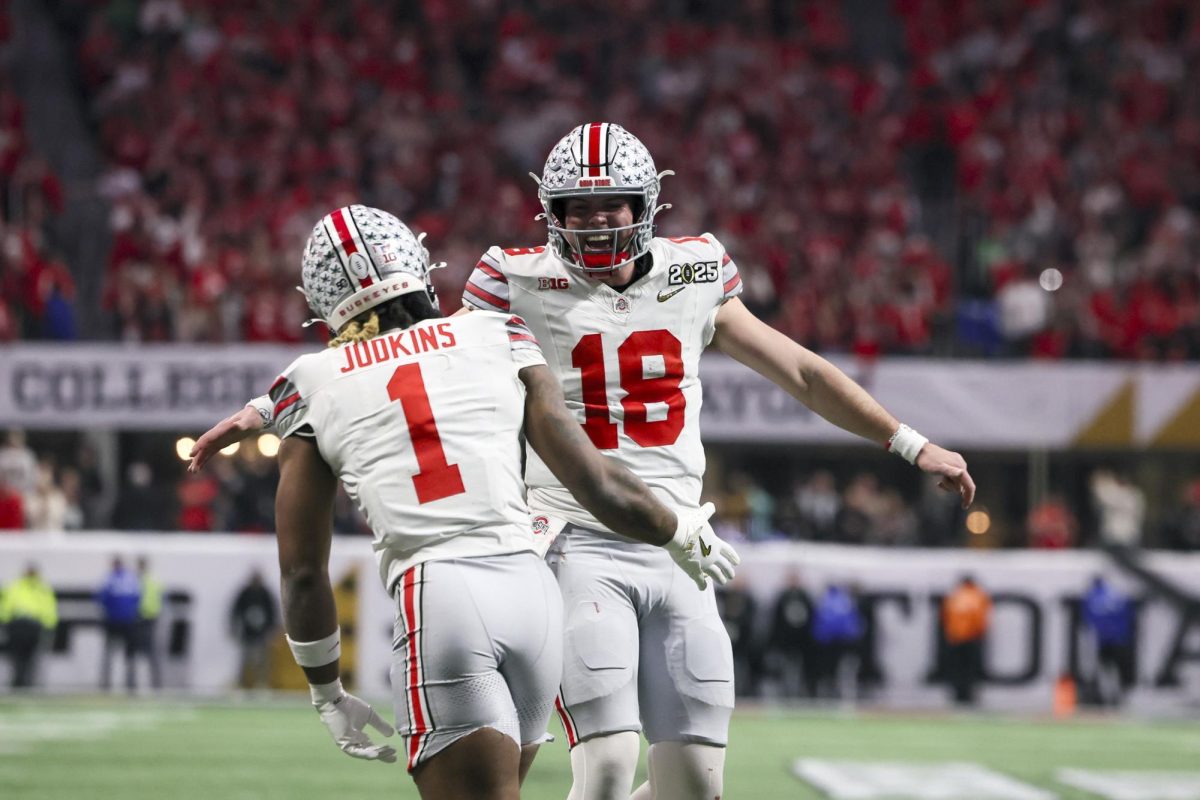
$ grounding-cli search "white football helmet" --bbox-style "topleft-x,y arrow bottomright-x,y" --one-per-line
299,205 -> 442,330
535,122 -> 671,273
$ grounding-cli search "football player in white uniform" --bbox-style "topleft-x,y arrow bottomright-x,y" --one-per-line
239,204 -> 739,800
192,125 -> 975,799
455,123 -> 976,800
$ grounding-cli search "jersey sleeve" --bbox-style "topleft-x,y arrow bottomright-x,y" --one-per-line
462,248 -> 511,313
711,234 -> 743,301
266,359 -> 314,440
505,314 -> 547,370
701,233 -> 743,345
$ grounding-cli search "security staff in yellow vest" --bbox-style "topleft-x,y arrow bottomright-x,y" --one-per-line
135,557 -> 163,690
0,564 -> 58,688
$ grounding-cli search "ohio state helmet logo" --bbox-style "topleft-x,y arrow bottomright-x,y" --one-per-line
348,253 -> 371,280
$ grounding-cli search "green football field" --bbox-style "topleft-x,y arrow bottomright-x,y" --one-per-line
1,696 -> 1196,799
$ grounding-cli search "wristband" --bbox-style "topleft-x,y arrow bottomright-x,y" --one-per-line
287,628 -> 341,668
309,678 -> 344,706
886,423 -> 929,465
247,395 -> 273,427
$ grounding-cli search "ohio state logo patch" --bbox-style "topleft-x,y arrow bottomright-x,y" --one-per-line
532,516 -> 550,536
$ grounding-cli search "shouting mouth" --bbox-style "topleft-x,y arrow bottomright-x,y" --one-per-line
582,233 -> 616,252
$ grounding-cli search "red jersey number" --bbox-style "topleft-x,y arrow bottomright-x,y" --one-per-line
571,330 -> 685,449
386,363 -> 466,504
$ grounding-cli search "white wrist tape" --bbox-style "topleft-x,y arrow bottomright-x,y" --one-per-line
669,512 -> 689,549
286,629 -> 341,668
247,394 -> 273,428
887,423 -> 929,465
309,678 -> 344,706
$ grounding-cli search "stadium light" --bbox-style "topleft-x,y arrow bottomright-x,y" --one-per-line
966,509 -> 991,535
175,437 -> 196,461
1039,268 -> 1063,292
220,442 -> 240,456
257,433 -> 281,458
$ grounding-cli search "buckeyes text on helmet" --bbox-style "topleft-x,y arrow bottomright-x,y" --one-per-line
537,123 -> 670,273
299,205 -> 441,330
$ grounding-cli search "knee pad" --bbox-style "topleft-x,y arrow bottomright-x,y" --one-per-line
645,741 -> 725,800
567,731 -> 641,800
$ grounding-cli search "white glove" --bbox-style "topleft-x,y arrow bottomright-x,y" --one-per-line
310,680 -> 398,763
665,502 -> 741,591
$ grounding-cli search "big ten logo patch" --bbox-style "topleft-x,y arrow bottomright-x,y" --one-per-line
538,277 -> 569,290
668,261 -> 718,286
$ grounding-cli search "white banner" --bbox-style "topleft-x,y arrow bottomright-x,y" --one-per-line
696,357 -> 1200,449
2,534 -> 1198,713
2,345 -> 1199,448
0,344 -> 303,431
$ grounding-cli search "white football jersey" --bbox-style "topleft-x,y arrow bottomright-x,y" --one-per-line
268,312 -> 546,594
462,234 -> 743,533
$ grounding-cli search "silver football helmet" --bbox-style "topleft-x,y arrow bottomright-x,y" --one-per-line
299,205 -> 443,330
535,123 -> 671,273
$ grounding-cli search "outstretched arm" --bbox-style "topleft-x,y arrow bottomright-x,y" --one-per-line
519,364 -> 738,588
188,399 -> 269,472
711,297 -> 975,507
275,436 -> 395,763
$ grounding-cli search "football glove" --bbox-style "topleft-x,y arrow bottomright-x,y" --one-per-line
666,502 -> 741,591
311,680 -> 397,763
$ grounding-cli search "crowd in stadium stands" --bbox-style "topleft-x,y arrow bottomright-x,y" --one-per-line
0,0 -> 74,342
0,0 -> 1193,358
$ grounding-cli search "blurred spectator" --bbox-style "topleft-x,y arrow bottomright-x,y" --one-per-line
1027,494 -> 1078,549
57,467 -> 86,530
0,475 -> 23,530
811,583 -> 864,699
1162,479 -> 1200,551
230,569 -> 277,689
23,458 -> 68,530
96,556 -> 141,692
1090,470 -> 1146,547
869,488 -> 919,546
917,472 -> 965,547
787,471 -> 841,540
177,471 -> 218,532
0,430 -> 37,496
722,472 -> 777,542
1081,576 -> 1136,707
941,575 -> 991,706
0,563 -> 57,688
717,577 -> 761,698
112,461 -> 172,530
135,557 -> 163,690
226,452 -> 276,532
837,473 -> 886,544
765,570 -> 815,698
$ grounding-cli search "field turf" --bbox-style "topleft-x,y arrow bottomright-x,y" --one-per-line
1,696 -> 1196,799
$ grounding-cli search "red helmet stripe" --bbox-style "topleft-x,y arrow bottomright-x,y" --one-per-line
330,208 -> 374,288
586,123 -> 601,177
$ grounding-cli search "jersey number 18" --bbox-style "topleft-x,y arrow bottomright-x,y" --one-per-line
571,330 -> 685,450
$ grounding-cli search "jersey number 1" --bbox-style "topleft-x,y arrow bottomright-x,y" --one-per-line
571,330 -> 685,449
387,363 -> 466,504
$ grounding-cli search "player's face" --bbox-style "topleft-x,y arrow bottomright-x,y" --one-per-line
562,196 -> 638,284
563,196 -> 635,248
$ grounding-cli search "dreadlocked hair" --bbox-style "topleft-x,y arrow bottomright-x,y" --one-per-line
326,292 -> 440,348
